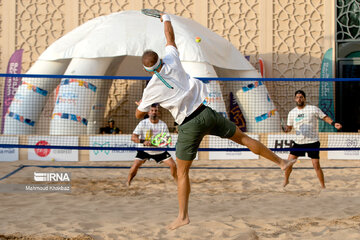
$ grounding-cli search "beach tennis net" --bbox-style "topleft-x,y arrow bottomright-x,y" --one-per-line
0,74 -> 359,159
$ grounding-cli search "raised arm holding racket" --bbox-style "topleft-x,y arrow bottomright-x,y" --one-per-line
136,10 -> 176,91
135,10 -> 296,230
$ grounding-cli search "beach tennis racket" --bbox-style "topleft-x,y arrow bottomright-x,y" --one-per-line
141,9 -> 164,18
151,132 -> 172,147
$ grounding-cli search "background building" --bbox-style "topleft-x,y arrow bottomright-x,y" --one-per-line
0,0 -> 359,132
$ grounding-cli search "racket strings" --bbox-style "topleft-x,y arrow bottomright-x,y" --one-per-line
141,9 -> 163,18
151,132 -> 172,147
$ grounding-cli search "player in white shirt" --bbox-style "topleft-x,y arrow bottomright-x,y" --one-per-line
136,13 -> 296,230
284,90 -> 342,188
127,104 -> 177,186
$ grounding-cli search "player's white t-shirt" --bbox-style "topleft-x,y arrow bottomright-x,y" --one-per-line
133,118 -> 170,154
138,45 -> 209,125
287,105 -> 326,144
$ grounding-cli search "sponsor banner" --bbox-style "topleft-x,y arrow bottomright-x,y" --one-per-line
319,48 -> 335,132
204,81 -> 228,118
28,136 -> 78,161
90,135 -> 136,161
267,134 -> 310,159
56,91 -> 79,106
328,135 -> 360,160
208,135 -> 259,160
320,48 -> 333,79
1,49 -> 23,133
0,136 -> 19,161
90,134 -> 179,161
53,83 -> 93,117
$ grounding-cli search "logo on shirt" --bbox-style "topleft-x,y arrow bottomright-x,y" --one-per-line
295,113 -> 304,122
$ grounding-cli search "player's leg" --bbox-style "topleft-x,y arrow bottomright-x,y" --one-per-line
127,159 -> 145,186
206,107 -> 295,171
283,154 -> 298,187
163,157 -> 178,184
167,118 -> 202,230
308,142 -> 325,188
229,127 -> 295,171
311,158 -> 325,188
127,151 -> 147,186
167,158 -> 192,230
154,151 -> 177,183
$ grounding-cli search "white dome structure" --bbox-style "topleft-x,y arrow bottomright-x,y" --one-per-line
4,10 -> 280,135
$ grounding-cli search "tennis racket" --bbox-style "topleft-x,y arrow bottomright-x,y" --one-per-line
151,132 -> 172,147
141,9 -> 164,18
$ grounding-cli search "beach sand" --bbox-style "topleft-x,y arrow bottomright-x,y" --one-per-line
0,159 -> 359,239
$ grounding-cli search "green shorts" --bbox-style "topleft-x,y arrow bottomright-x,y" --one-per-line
176,106 -> 237,160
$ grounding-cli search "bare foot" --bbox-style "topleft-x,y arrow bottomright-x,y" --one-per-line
167,216 -> 190,230
280,159 -> 296,171
283,179 -> 289,187
126,180 -> 131,187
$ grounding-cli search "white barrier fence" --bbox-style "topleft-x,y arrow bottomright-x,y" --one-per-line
0,134 -> 359,161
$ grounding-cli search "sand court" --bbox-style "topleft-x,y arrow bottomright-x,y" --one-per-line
0,159 -> 359,239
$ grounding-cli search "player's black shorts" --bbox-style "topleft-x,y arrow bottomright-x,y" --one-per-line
135,151 -> 171,163
290,141 -> 320,159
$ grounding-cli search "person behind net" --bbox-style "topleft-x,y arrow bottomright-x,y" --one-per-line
128,103 -> 177,186
283,90 -> 342,188
100,118 -> 122,134
135,13 -> 296,230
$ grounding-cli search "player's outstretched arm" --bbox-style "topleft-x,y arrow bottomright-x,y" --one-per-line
323,116 -> 342,130
160,14 -> 177,48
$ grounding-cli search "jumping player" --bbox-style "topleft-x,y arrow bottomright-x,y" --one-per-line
136,13 -> 296,230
